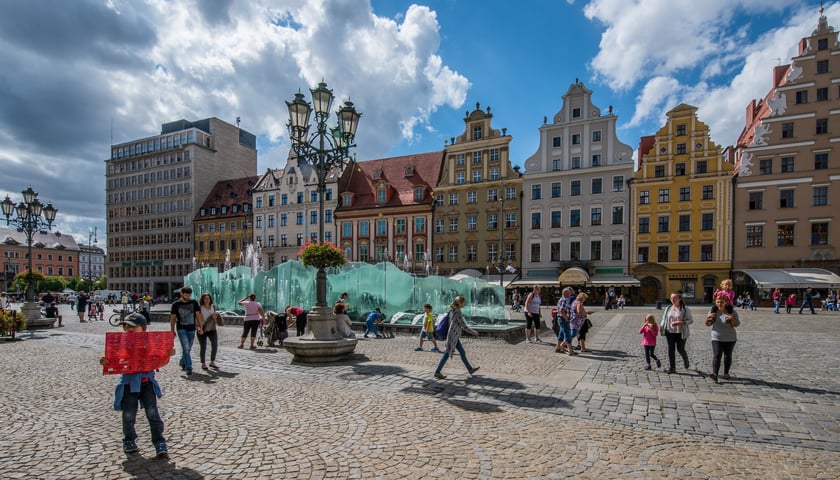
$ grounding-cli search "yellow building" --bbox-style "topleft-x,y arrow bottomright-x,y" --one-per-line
193,176 -> 257,270
629,104 -> 733,304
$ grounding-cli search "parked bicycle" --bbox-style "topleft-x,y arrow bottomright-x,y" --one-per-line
108,308 -> 133,326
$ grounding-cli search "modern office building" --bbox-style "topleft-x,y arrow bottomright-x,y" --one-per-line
520,80 -> 636,301
433,103 -> 522,278
193,176 -> 257,270
630,104 -> 733,304
106,117 -> 257,297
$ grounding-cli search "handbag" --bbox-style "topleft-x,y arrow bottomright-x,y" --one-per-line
214,312 -> 224,326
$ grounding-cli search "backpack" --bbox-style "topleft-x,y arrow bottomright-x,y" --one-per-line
434,312 -> 450,340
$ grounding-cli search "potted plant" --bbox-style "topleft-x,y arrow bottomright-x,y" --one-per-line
298,241 -> 347,269
1,310 -> 27,340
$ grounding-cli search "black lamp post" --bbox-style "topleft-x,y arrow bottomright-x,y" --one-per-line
286,81 -> 361,308
1,186 -> 58,322
87,227 -> 98,291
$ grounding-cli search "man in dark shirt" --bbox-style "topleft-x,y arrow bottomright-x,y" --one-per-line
169,287 -> 202,375
77,291 -> 89,323
45,302 -> 63,327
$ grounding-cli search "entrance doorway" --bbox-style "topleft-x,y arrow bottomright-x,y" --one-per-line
640,277 -> 660,304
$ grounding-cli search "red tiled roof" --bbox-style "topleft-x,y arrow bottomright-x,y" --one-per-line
637,135 -> 656,168
337,151 -> 444,211
195,176 -> 258,220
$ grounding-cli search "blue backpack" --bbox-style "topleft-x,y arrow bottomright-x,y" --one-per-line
434,312 -> 450,340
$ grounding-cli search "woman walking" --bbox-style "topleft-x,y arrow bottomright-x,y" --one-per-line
433,296 -> 480,379
705,294 -> 740,383
523,286 -> 543,343
238,293 -> 266,350
198,293 -> 221,370
659,292 -> 693,374
570,292 -> 594,352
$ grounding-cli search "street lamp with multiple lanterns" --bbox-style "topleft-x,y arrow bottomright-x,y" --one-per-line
1,186 -> 58,324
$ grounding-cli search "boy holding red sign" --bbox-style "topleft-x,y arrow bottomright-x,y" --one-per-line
100,313 -> 174,458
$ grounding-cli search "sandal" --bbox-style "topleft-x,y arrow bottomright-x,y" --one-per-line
201,364 -> 208,370
209,363 -> 219,369
237,345 -> 244,349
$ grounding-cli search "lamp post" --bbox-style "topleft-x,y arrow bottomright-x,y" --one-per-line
87,227 -> 97,291
498,180 -> 505,289
283,81 -> 361,362
1,186 -> 58,324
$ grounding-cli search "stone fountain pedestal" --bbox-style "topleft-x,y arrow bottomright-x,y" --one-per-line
283,305 -> 358,363
21,302 -> 56,329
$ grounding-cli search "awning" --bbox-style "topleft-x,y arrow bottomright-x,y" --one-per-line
558,267 -> 589,285
509,279 -> 560,287
733,268 -> 840,289
587,275 -> 641,287
480,274 -> 517,288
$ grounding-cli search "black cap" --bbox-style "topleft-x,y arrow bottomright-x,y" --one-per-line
121,312 -> 148,327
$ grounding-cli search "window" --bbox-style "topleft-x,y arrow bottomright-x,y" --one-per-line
592,154 -> 601,167
296,212 -> 303,225
487,214 -> 498,230
815,153 -> 829,169
812,222 -> 829,245
488,189 -> 498,201
310,211 -> 319,225
360,221 -> 369,236
280,214 -> 287,226
449,193 -> 458,205
456,154 -> 465,166
531,184 -> 542,200
571,157 -> 581,169
639,190 -> 650,204
677,214 -> 690,232
655,165 -> 665,178
551,210 -> 561,228
613,176 -> 624,192
676,143 -> 687,155
678,245 -> 690,262
550,242 -> 562,262
817,87 -> 829,101
781,156 -> 795,173
552,159 -> 562,171
676,124 -> 687,136
759,159 -> 772,175
506,186 -> 515,200
552,136 -> 562,147
658,215 -> 670,232
780,189 -> 794,208
467,191 -> 477,204
435,218 -> 444,233
813,186 -> 828,206
489,167 -> 499,180
473,126 -> 482,140
782,122 -> 794,138
572,134 -> 581,145
570,209 -> 580,227
675,163 -> 686,176
591,178 -> 602,194
414,188 -> 424,201
592,131 -> 601,142
256,197 -> 262,208
817,59 -> 829,74
530,243 -> 541,263
435,194 -> 443,206
342,223 -> 352,238
572,107 -> 581,118
612,206 -> 623,225
448,245 -> 458,263
571,180 -> 581,196
551,182 -> 561,198
591,240 -> 602,261
472,170 -> 482,183
467,215 -> 477,231
570,241 -> 581,260
466,244 -> 477,262
359,244 -> 369,262
702,185 -> 714,200
679,187 -> 691,201
395,218 -> 406,235
456,172 -> 465,184
505,212 -> 516,228
696,160 -> 708,174
746,225 -> 763,247
590,207 -> 601,226
818,38 -> 829,50
415,217 -> 426,233
777,224 -> 795,246
658,188 -> 670,203
816,118 -> 828,134
638,246 -> 649,263
472,152 -> 481,164
639,217 -> 650,233
297,192 -> 304,203
611,239 -> 623,261
701,213 -> 713,231
796,90 -> 809,104
749,191 -> 763,210
657,246 -> 669,263
531,212 -> 541,229
376,219 -> 387,236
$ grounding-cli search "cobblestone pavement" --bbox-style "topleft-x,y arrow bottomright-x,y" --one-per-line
1,304 -> 839,479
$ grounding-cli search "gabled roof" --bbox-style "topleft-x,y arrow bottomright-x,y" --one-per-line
337,151 -> 444,211
0,226 -> 80,250
195,175 -> 258,220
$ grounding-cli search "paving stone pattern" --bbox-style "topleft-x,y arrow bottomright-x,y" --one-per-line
1,304 -> 839,479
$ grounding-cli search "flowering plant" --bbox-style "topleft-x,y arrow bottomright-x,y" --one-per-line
1,310 -> 26,337
298,241 -> 347,269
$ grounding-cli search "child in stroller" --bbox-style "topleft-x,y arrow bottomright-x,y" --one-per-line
263,311 -> 291,347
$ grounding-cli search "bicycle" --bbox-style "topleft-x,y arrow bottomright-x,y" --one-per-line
108,308 -> 133,326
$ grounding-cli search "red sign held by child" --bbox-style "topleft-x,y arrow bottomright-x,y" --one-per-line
102,331 -> 174,375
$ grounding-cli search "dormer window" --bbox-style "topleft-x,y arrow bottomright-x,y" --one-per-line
472,125 -> 482,140
414,187 -> 424,201
200,208 -> 206,217
342,193 -> 353,207
405,165 -> 414,176
221,206 -> 228,214
232,205 -> 239,213
377,188 -> 387,203
211,207 -> 217,215
373,169 -> 382,179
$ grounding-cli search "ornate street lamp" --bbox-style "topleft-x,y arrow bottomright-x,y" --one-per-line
87,227 -> 98,291
283,81 -> 361,362
1,186 -> 58,325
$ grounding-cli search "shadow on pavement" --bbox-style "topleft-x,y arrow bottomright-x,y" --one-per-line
122,456 -> 203,479
730,377 -> 840,396
187,369 -> 240,384
584,349 -> 634,361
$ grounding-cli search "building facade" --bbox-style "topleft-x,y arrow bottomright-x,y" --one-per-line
78,244 -> 105,286
434,103 -> 522,277
521,80 -> 635,299
193,176 -> 257,270
106,117 -> 257,297
731,13 -> 840,279
1,226 -> 80,291
630,104 -> 733,304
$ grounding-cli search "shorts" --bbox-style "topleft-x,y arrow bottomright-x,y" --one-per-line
420,331 -> 436,340
525,312 -> 541,330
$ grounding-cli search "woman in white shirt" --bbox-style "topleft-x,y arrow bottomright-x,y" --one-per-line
198,293 -> 221,369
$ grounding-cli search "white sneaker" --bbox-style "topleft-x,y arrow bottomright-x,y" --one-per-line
525,338 -> 532,344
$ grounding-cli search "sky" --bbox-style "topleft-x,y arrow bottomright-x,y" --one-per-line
0,0 -> 835,252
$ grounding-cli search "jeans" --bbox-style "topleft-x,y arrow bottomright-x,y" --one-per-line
558,319 -> 573,344
773,299 -> 780,314
434,340 -> 474,374
197,329 -> 218,364
121,382 -> 165,446
799,300 -> 815,314
664,331 -> 689,370
711,340 -> 736,375
177,329 -> 196,371
364,319 -> 380,337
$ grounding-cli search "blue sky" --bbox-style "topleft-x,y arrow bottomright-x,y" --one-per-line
0,0 -> 834,249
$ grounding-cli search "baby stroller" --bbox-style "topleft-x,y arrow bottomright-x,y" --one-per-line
264,312 -> 289,347
256,323 -> 266,347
